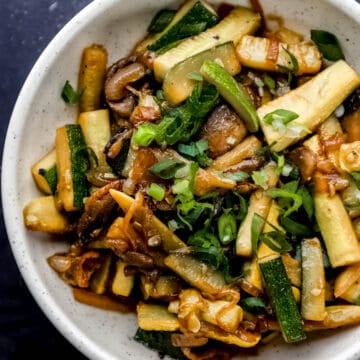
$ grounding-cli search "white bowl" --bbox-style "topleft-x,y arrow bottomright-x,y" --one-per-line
3,0 -> 360,359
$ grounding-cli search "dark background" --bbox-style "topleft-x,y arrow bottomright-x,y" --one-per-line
0,1 -> 91,358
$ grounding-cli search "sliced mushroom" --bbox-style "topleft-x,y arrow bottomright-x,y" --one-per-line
105,55 -> 146,117
201,104 -> 248,158
77,180 -> 124,242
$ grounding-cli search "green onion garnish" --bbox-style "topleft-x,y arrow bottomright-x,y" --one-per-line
149,159 -> 186,180
147,183 -> 166,201
264,109 -> 299,125
310,29 -> 345,61
61,80 -> 82,104
133,123 -> 158,147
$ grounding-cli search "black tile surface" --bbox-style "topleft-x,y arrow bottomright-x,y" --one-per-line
0,1 -> 91,358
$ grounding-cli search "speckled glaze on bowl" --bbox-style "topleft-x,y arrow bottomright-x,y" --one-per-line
2,0 -> 360,359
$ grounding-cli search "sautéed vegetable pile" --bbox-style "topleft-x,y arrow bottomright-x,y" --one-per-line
23,1 -> 360,359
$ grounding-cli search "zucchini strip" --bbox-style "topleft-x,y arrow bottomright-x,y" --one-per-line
236,35 -> 322,74
78,109 -> 115,179
259,255 -> 306,343
56,124 -> 89,211
258,60 -> 360,152
137,303 -> 180,331
236,162 -> 278,257
111,260 -> 135,297
164,253 -> 227,294
23,195 -> 72,234
153,6 -> 261,81
301,238 -> 326,321
304,305 -> 360,331
314,192 -> 360,267
163,42 -> 240,105
334,263 -> 360,298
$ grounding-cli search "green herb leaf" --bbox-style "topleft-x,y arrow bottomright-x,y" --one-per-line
147,9 -> 176,34
264,109 -> 299,125
61,80 -> 82,104
240,297 -> 267,314
149,159 -> 186,179
147,183 -> 166,201
310,29 -> 345,61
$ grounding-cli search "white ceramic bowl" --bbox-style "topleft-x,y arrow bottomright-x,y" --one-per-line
3,0 -> 360,359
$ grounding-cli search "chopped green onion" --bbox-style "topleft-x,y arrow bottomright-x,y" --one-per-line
133,123 -> 158,147
187,72 -> 203,81
277,47 -> 299,82
260,230 -> 292,253
263,74 -> 276,91
61,80 -> 82,104
266,188 -> 302,217
251,170 -> 269,189
264,109 -> 299,125
222,171 -> 249,182
297,185 -> 314,219
240,297 -> 267,314
310,29 -> 345,61
217,210 -> 237,245
252,213 -> 292,254
280,216 -> 312,237
147,9 -> 176,34
177,139 -> 212,167
149,159 -> 186,180
147,183 -> 166,201
251,213 -> 265,255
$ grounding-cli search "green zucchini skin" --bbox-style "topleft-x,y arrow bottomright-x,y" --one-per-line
148,1 -> 218,52
66,124 -> 89,209
259,256 -> 306,343
38,166 -> 58,194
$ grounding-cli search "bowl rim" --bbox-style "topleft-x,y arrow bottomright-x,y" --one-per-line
2,0 -> 360,359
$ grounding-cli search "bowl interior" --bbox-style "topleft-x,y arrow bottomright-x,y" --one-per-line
3,0 -> 360,359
